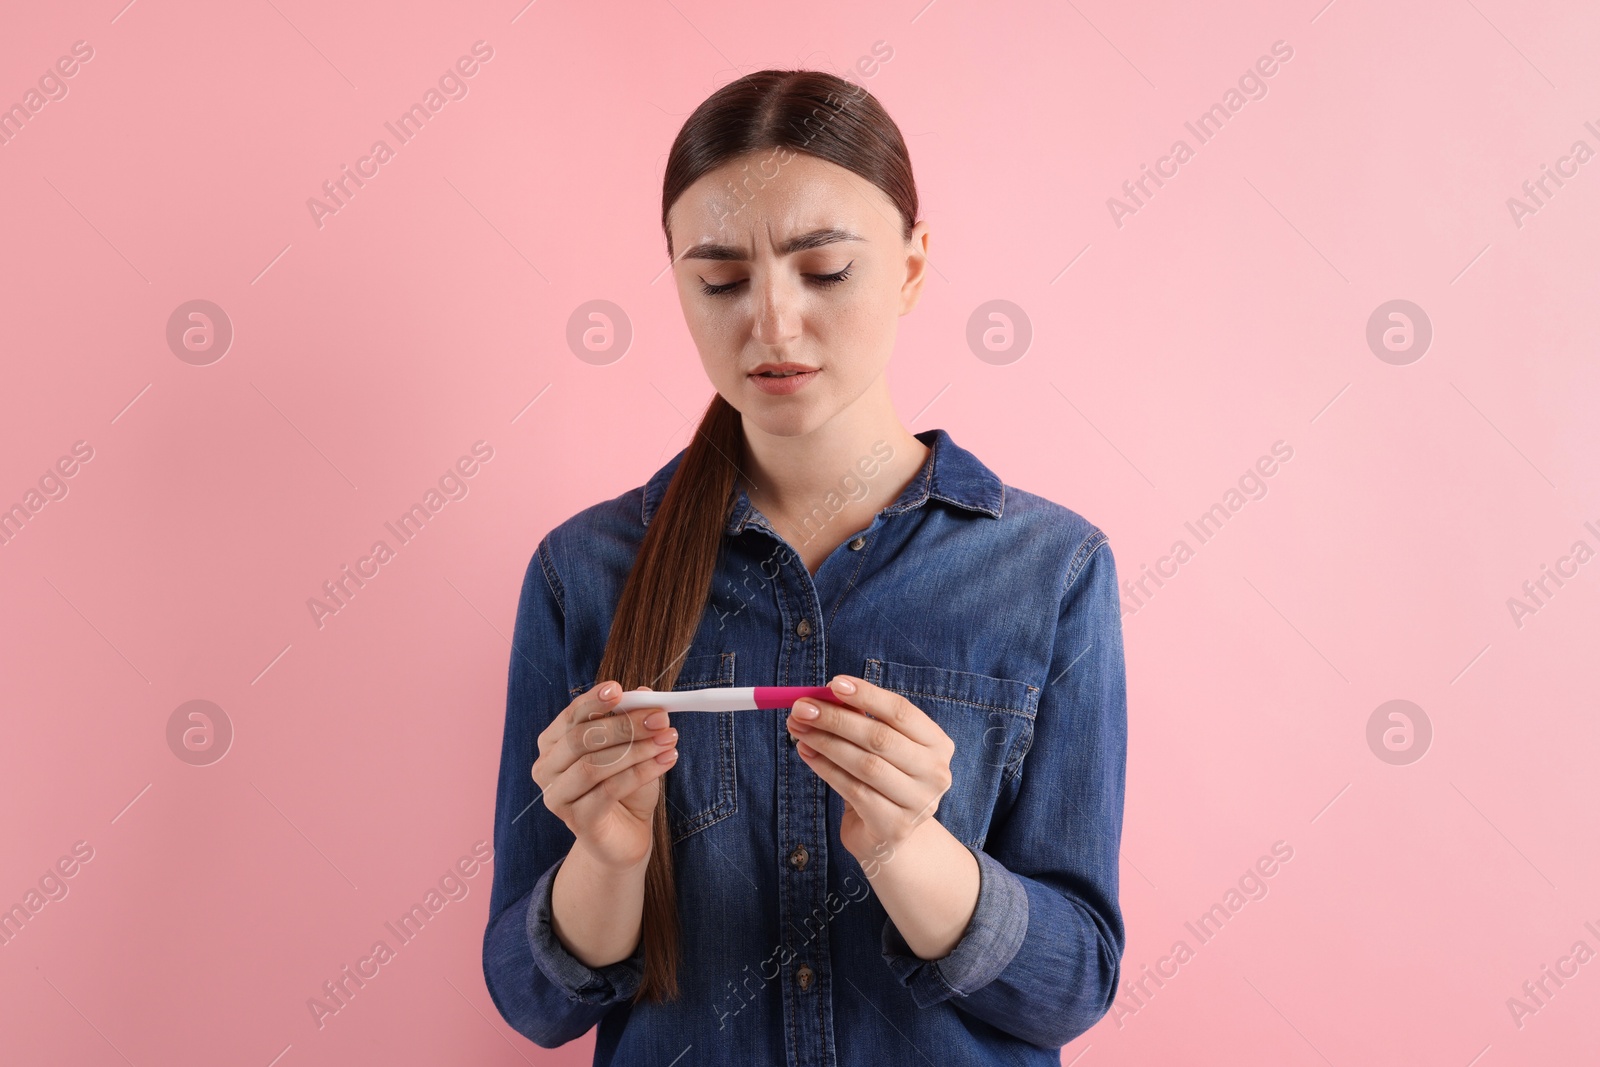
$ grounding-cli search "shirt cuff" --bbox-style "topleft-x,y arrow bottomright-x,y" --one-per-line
879,843 -> 1029,1008
526,855 -> 645,1005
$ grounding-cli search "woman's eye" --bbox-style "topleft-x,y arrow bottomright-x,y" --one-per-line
697,261 -> 855,298
809,262 -> 854,288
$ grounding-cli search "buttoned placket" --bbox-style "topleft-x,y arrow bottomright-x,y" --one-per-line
743,513 -> 842,1067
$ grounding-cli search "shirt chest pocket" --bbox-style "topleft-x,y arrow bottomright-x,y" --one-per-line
570,652 -> 738,843
665,652 -> 739,842
861,657 -> 1039,851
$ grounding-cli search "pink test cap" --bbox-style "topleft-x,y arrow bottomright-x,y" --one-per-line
753,686 -> 848,709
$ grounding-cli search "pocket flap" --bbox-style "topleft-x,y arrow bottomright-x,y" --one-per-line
863,658 -> 1039,719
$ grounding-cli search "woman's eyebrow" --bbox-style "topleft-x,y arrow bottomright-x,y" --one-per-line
678,227 -> 864,262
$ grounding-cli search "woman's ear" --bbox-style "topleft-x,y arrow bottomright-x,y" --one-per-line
899,219 -> 932,316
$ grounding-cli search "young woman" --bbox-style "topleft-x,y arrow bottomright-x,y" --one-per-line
483,70 -> 1127,1065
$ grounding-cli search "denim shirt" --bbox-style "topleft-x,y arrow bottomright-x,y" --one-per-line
483,427 -> 1127,1065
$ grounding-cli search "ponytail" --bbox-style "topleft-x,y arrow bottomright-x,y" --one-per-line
598,393 -> 743,1003
625,64 -> 918,1001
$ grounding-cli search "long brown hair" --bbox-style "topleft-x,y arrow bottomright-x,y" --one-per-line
602,69 -> 920,1003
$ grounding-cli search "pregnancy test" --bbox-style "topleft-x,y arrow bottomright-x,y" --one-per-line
611,686 -> 848,713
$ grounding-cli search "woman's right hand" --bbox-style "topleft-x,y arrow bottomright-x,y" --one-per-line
532,681 -> 678,872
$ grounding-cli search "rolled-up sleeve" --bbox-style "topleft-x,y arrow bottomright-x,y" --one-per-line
880,527 -> 1127,1049
880,844 -> 1029,1000
524,855 -> 644,1001
482,537 -> 637,1047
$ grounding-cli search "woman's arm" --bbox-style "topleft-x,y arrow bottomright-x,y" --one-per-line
790,527 -> 1127,1049
482,538 -> 655,1048
550,844 -> 649,967
891,530 -> 1127,1047
855,814 -> 980,959
788,670 -> 984,958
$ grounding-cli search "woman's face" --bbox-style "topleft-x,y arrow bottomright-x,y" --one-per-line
666,149 -> 930,438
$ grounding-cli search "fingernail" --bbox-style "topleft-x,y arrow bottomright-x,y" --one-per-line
654,728 -> 678,746
655,748 -> 679,764
643,711 -> 668,730
599,683 -> 617,699
831,676 -> 857,694
793,701 -> 820,719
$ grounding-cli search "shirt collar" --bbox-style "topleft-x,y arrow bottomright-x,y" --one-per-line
640,427 -> 1005,534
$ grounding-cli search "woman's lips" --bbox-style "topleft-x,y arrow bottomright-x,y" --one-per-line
748,368 -> 820,395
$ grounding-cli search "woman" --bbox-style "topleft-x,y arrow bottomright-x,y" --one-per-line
483,69 -> 1127,1064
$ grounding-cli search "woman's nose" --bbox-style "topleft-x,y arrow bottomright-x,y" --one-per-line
751,276 -> 802,346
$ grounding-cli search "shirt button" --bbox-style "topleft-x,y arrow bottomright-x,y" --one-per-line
849,536 -> 866,550
796,964 -> 814,991
788,844 -> 809,870
795,618 -> 812,638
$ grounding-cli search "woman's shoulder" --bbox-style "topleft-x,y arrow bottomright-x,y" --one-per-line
539,443 -> 687,561
535,483 -> 649,579
927,427 -> 1110,586
996,482 -> 1113,585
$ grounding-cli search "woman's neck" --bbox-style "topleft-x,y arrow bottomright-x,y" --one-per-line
738,384 -> 930,551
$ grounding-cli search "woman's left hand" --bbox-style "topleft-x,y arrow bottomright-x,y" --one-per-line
787,675 -> 955,861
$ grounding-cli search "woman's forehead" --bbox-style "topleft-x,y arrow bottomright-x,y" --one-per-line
670,161 -> 889,255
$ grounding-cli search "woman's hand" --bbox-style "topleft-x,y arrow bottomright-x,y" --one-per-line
532,681 -> 678,872
786,674 -> 955,862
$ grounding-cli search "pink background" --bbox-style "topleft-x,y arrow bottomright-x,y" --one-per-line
3,1 -> 1597,1064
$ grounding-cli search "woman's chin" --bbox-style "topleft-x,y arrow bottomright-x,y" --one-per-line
737,402 -> 832,440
